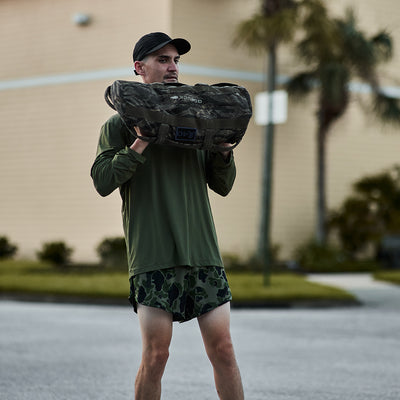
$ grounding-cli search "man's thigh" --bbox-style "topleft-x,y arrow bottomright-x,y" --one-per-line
137,304 -> 173,348
197,302 -> 232,346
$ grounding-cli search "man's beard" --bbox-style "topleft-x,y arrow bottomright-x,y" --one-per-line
163,74 -> 178,83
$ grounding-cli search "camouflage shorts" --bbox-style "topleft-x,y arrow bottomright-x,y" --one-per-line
128,266 -> 232,322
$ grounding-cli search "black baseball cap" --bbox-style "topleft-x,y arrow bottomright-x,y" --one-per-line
133,32 -> 191,74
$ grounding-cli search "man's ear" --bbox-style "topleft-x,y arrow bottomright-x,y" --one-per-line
134,61 -> 144,76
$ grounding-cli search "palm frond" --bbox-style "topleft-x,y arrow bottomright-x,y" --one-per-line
233,15 -> 269,54
334,9 -> 393,82
336,9 -> 375,70
373,93 -> 400,124
296,33 -> 338,65
371,31 -> 393,62
296,1 -> 340,64
300,0 -> 327,19
267,7 -> 299,43
286,71 -> 317,99
232,4 -> 299,52
261,0 -> 297,17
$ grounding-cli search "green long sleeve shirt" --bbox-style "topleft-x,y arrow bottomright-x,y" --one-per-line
91,114 -> 236,278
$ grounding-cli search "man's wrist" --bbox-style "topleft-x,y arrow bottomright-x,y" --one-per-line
220,149 -> 233,162
130,138 -> 149,154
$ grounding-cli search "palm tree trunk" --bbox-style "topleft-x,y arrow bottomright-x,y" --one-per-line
316,117 -> 328,245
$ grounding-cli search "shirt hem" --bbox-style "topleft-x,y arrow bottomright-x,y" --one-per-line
129,261 -> 224,278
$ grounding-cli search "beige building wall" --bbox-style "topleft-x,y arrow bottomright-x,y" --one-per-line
0,0 -> 172,261
1,0 -> 400,263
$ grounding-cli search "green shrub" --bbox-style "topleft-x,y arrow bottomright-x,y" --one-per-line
293,240 -> 344,272
329,164 -> 400,257
293,239 -> 381,273
96,237 -> 127,268
0,236 -> 18,259
37,241 -> 73,267
223,244 -> 281,273
222,253 -> 246,272
336,259 -> 382,272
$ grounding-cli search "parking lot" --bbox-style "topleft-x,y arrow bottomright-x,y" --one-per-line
1,275 -> 399,399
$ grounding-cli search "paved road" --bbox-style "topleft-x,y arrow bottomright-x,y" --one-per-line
308,273 -> 400,310
1,275 -> 399,400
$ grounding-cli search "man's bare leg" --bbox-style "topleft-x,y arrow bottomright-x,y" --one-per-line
135,304 -> 173,400
198,302 -> 244,400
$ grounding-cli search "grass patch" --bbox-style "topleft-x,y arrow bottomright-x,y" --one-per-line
0,260 -> 356,305
373,270 -> 400,285
227,272 -> 356,304
0,259 -> 129,299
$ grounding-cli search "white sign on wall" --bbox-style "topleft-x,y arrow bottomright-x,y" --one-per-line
254,90 -> 288,125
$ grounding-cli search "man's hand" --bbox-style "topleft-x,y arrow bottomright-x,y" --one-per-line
220,143 -> 232,160
130,127 -> 150,154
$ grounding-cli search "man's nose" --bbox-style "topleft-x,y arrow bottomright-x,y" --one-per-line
168,62 -> 178,71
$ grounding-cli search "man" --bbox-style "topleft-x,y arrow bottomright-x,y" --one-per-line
91,32 -> 244,400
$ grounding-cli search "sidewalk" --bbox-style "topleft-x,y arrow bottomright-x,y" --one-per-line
308,273 -> 400,309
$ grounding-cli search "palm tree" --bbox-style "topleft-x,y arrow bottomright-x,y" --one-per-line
287,7 -> 400,245
233,0 -> 321,283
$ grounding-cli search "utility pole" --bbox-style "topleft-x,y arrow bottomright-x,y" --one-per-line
258,43 -> 276,286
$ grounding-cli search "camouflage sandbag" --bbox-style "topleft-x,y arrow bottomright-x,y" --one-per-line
104,80 -> 252,152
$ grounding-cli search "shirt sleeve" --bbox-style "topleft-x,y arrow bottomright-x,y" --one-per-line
205,151 -> 236,196
90,115 -> 146,197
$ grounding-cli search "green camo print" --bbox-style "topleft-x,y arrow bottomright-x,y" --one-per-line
106,81 -> 252,152
129,266 -> 232,322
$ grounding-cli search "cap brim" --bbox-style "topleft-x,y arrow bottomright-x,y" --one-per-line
145,38 -> 191,58
169,38 -> 191,55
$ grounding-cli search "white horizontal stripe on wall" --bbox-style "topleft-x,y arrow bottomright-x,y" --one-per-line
1,64 -> 400,99
0,67 -> 135,90
0,65 -> 264,91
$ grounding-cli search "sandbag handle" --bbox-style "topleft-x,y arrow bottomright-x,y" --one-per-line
104,86 -> 116,111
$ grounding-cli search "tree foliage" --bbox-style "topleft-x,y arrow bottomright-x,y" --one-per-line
233,0 -> 299,50
37,241 -> 73,267
329,165 -> 400,256
96,236 -> 127,268
0,236 -> 18,259
288,7 -> 400,127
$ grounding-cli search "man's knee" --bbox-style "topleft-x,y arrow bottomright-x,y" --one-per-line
143,342 -> 170,365
142,346 -> 170,375
208,337 -> 236,367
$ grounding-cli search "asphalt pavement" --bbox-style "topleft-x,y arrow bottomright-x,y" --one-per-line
1,274 -> 399,400
308,273 -> 400,309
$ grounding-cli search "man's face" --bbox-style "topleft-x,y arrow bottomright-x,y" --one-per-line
135,44 -> 180,84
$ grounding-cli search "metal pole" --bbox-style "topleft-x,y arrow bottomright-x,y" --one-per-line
258,44 -> 276,286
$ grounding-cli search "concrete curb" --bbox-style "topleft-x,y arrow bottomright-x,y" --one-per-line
1,291 -> 361,309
